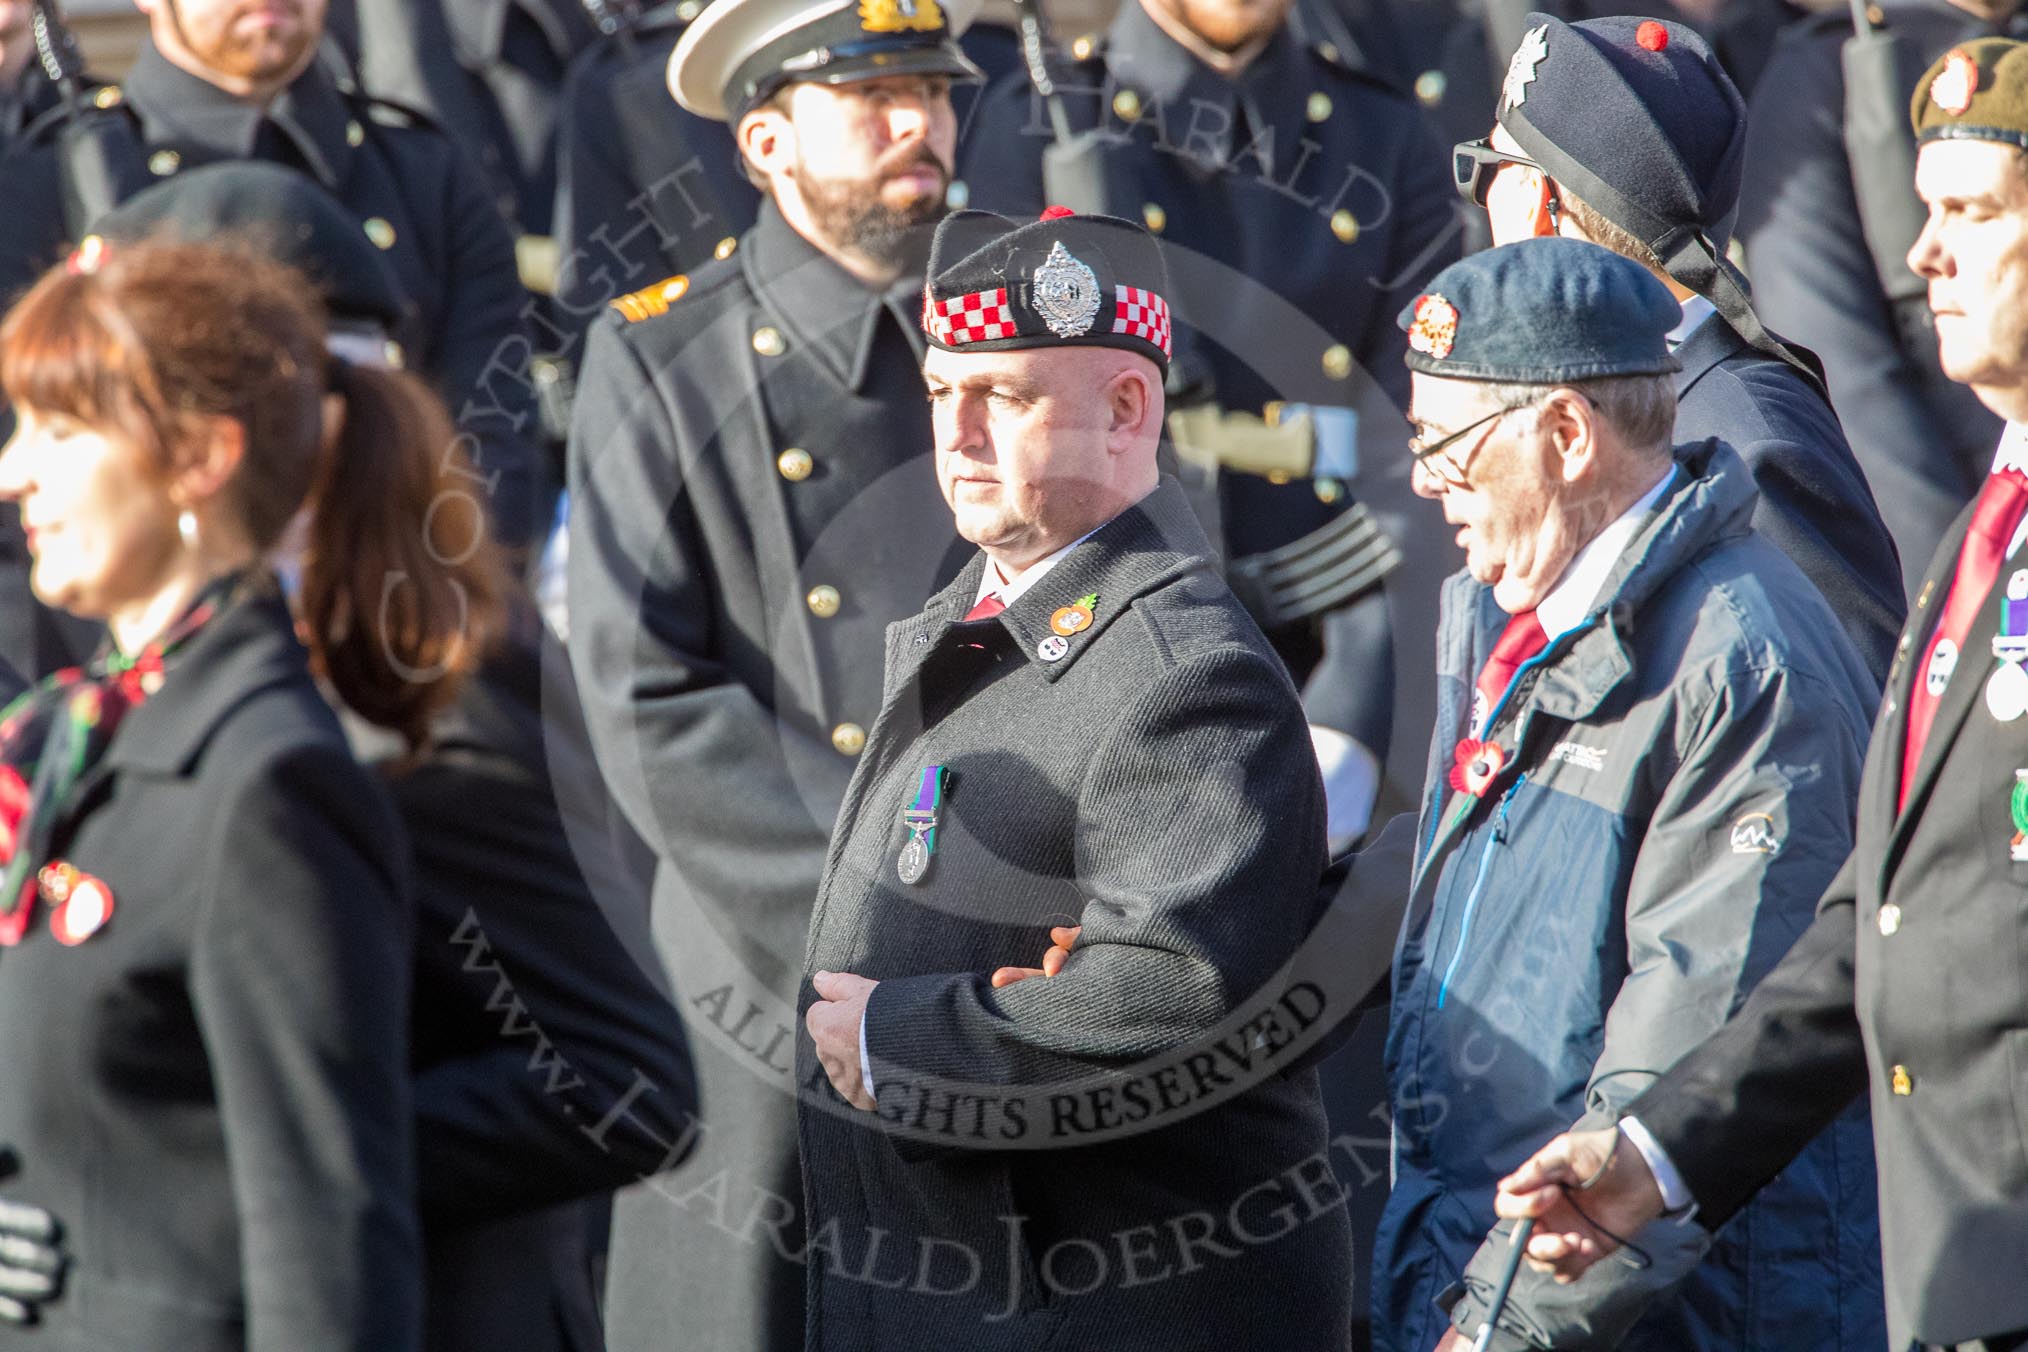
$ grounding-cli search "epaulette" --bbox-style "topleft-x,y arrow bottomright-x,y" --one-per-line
1063,32 -> 1105,64
611,272 -> 693,322
17,84 -> 130,152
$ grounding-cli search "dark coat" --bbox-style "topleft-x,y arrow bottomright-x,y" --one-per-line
1671,313 -> 1906,680
799,479 -> 1353,1351
1630,494 -> 2028,1348
0,593 -> 421,1351
565,199 -> 969,1352
392,630 -> 698,1352
955,3 -> 1463,757
0,41 -> 540,548
1736,0 -> 2028,593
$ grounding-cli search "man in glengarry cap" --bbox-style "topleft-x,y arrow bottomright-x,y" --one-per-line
564,0 -> 982,1347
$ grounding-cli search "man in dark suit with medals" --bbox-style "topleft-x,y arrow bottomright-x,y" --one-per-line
802,206 -> 1353,1350
1494,38 -> 2028,1352
563,0 -> 983,1346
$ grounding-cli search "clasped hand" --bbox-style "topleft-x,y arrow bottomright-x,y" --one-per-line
0,1151 -> 67,1326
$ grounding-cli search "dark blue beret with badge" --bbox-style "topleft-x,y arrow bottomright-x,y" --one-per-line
670,0 -> 984,121
1398,236 -> 1681,383
922,206 -> 1173,370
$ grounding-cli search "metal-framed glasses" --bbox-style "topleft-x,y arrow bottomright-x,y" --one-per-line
1408,401 -> 1535,486
1452,137 -> 1546,207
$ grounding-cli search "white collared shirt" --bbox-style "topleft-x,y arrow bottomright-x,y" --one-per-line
971,525 -> 1105,612
1530,466 -> 1678,642
1992,422 -> 2028,560
1667,293 -> 1717,349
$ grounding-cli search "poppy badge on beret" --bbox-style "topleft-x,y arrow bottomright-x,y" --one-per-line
1931,48 -> 1980,116
1408,294 -> 1459,361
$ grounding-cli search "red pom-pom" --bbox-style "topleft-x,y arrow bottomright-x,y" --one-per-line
1039,205 -> 1076,221
1635,20 -> 1668,51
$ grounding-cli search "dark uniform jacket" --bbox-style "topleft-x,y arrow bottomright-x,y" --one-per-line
956,2 -> 1461,757
566,199 -> 967,1352
1737,0 -> 2027,594
393,630 -> 698,1352
1672,312 -> 1905,680
0,593 -> 421,1351
1630,485 -> 2028,1349
799,479 -> 1353,1350
0,41 -> 539,547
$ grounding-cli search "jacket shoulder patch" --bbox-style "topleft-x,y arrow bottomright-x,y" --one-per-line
611,273 -> 692,323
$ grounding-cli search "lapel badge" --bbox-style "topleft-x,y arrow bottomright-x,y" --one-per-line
1037,635 -> 1069,662
38,861 -> 114,946
1990,569 -> 2028,721
2011,770 -> 2028,862
1032,242 -> 1101,338
1050,593 -> 1098,636
1926,637 -> 1958,697
1501,25 -> 1549,113
1448,739 -> 1506,797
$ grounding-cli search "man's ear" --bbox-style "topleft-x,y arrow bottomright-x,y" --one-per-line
1106,363 -> 1158,450
1542,388 -> 1598,483
736,102 -> 795,184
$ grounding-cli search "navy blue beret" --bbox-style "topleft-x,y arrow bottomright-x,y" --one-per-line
1397,236 -> 1681,383
1496,14 -> 1747,257
923,207 -> 1173,370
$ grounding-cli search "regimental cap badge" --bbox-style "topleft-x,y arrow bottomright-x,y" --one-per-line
1501,24 -> 1549,113
1031,241 -> 1101,339
859,0 -> 945,34
1931,47 -> 1980,115
1408,293 -> 1458,360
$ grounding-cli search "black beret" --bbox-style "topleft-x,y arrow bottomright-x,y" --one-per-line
922,207 -> 1172,370
1398,237 -> 1680,383
1496,14 -> 1747,260
86,163 -> 411,332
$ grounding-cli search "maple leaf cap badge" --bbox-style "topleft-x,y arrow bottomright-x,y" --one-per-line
1931,48 -> 1980,116
1408,294 -> 1459,361
1502,25 -> 1549,113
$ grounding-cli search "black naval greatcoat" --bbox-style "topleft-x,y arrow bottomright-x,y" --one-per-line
1672,312 -> 1907,681
566,199 -> 969,1352
957,2 -> 1463,765
1737,0 -> 2028,597
798,479 -> 1353,1350
0,593 -> 421,1351
0,42 -> 540,548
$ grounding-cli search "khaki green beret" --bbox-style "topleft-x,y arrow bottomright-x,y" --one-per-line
1911,37 -> 2028,149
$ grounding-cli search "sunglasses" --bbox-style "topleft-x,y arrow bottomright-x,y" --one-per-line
1452,138 -> 1546,208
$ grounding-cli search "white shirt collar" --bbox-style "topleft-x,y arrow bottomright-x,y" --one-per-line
1532,466 -> 1677,639
1991,421 -> 2028,477
1667,293 -> 1717,348
973,522 -> 1109,609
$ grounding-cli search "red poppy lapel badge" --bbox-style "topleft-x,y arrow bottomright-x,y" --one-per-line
38,861 -> 115,946
1448,739 -> 1507,797
0,765 -> 27,860
1408,294 -> 1459,361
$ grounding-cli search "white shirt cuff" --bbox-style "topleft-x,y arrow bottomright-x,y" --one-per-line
858,1004 -> 875,1099
1619,1115 -> 1695,1214
1310,724 -> 1380,850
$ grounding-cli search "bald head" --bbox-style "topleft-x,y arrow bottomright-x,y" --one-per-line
922,344 -> 1163,573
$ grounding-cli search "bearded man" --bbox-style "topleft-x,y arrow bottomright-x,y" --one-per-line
564,0 -> 983,1347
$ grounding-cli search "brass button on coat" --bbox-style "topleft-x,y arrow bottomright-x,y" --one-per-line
1322,344 -> 1353,380
1112,89 -> 1142,121
1878,903 -> 1901,936
364,217 -> 397,250
831,722 -> 866,756
148,149 -> 181,177
777,448 -> 814,481
714,236 -> 738,260
1890,1064 -> 1913,1096
1142,202 -> 1167,234
1306,92 -> 1332,122
1331,210 -> 1360,244
753,326 -> 785,356
806,585 -> 841,619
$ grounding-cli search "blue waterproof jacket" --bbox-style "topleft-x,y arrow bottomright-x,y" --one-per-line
1375,443 -> 1886,1351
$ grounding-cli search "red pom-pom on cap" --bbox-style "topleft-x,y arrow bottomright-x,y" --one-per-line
1039,205 -> 1076,221
1635,20 -> 1668,51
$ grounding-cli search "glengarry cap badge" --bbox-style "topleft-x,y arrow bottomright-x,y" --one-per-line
1032,241 -> 1101,338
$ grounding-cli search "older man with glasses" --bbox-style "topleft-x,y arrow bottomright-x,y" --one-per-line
1370,236 -> 1886,1352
